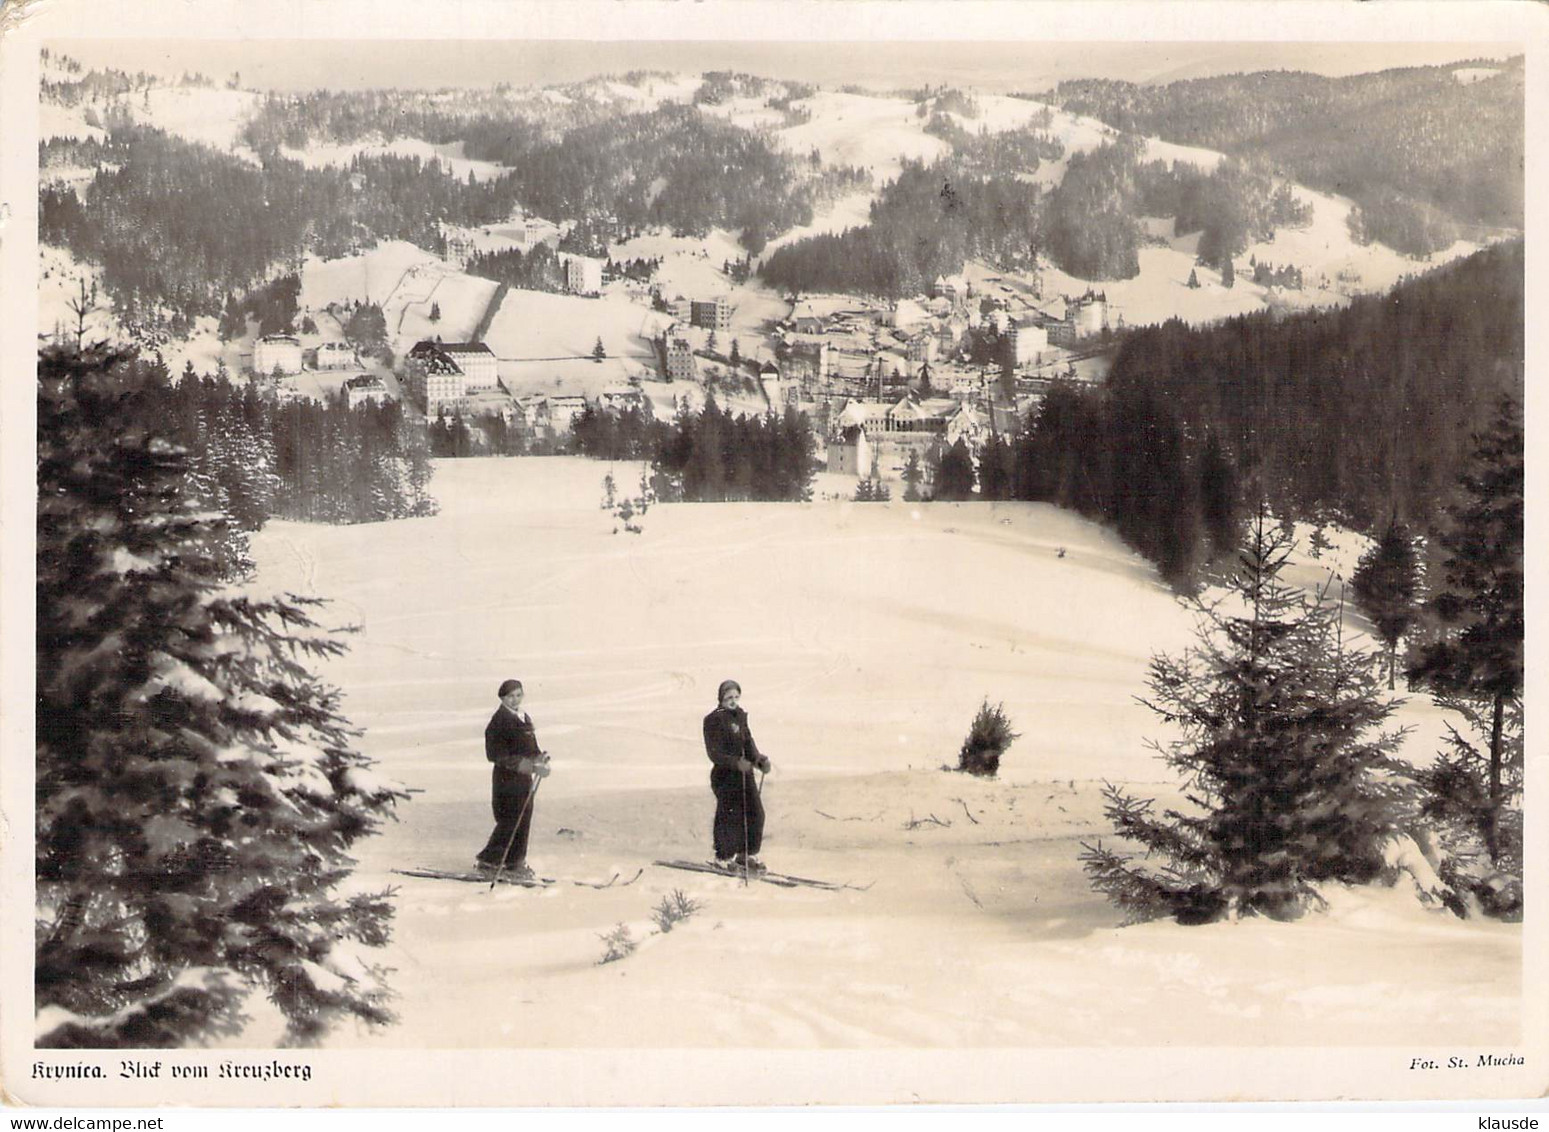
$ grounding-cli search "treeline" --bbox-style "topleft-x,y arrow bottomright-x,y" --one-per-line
38,126 -> 524,319
972,381 -> 1240,586
573,398 -> 818,502
1050,59 -> 1524,254
760,139 -> 1310,295
53,351 -> 436,570
241,88 -> 548,152
463,244 -> 662,294
427,413 -> 532,458
466,245 -> 568,294
1104,239 -> 1523,533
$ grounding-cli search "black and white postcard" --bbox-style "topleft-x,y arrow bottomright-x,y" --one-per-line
1,0 -> 1543,1112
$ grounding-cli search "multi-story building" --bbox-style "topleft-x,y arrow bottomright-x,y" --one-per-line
666,337 -> 697,381
438,342 -> 499,391
1051,291 -> 1113,345
827,424 -> 873,477
314,341 -> 359,370
343,374 -> 389,409
1006,318 -> 1049,367
564,255 -> 604,295
254,335 -> 303,377
408,340 -> 499,393
404,341 -> 468,415
691,297 -> 732,331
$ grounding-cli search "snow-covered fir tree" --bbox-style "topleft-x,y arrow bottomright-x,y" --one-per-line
1407,394 -> 1523,912
1081,511 -> 1413,924
1350,518 -> 1422,690
36,348 -> 408,1047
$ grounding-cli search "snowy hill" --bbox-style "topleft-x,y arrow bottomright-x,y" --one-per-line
757,83 -> 1487,327
237,457 -> 1517,1071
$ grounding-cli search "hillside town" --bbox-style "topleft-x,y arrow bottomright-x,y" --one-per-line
211,217 -> 1125,490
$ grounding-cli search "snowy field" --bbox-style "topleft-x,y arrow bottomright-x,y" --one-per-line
239,457 -> 1520,1072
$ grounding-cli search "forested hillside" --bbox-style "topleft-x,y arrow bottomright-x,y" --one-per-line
760,136 -> 1309,296
242,87 -> 868,252
1104,239 -> 1523,531
40,127 -> 524,319
965,241 -> 1521,588
473,105 -> 859,252
1049,59 -> 1523,254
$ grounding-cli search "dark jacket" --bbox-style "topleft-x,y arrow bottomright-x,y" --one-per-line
486,706 -> 542,782
703,706 -> 762,771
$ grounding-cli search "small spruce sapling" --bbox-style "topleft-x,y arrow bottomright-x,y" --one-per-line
957,699 -> 1020,778
650,890 -> 703,933
596,923 -> 637,965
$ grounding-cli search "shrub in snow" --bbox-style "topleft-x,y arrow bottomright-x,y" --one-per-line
1080,512 -> 1415,925
650,890 -> 703,934
597,923 -> 638,964
35,348 -> 408,1048
956,699 -> 1019,778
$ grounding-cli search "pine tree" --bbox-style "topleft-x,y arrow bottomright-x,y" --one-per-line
902,449 -> 924,502
1186,267 -> 1200,289
1081,512 -> 1412,924
1221,258 -> 1236,289
1197,430 -> 1241,561
1407,395 -> 1523,873
344,303 -> 387,354
1350,519 -> 1422,690
933,439 -> 975,500
428,301 -> 440,324
36,348 -> 407,1047
592,336 -> 607,362
218,294 -> 245,342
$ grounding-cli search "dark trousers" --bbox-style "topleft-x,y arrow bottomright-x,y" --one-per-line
710,766 -> 763,860
477,774 -> 535,867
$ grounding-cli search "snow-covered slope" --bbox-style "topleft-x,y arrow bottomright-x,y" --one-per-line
778,90 -> 950,185
238,457 -> 1517,1067
128,86 -> 262,153
280,137 -> 512,183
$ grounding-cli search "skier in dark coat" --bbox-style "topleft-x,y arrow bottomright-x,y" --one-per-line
476,678 -> 549,879
703,679 -> 772,870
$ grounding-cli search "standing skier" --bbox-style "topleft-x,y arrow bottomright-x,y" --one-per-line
703,679 -> 772,871
476,678 -> 550,879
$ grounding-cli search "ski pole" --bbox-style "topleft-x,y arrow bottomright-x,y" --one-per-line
741,763 -> 751,887
491,757 -> 545,892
